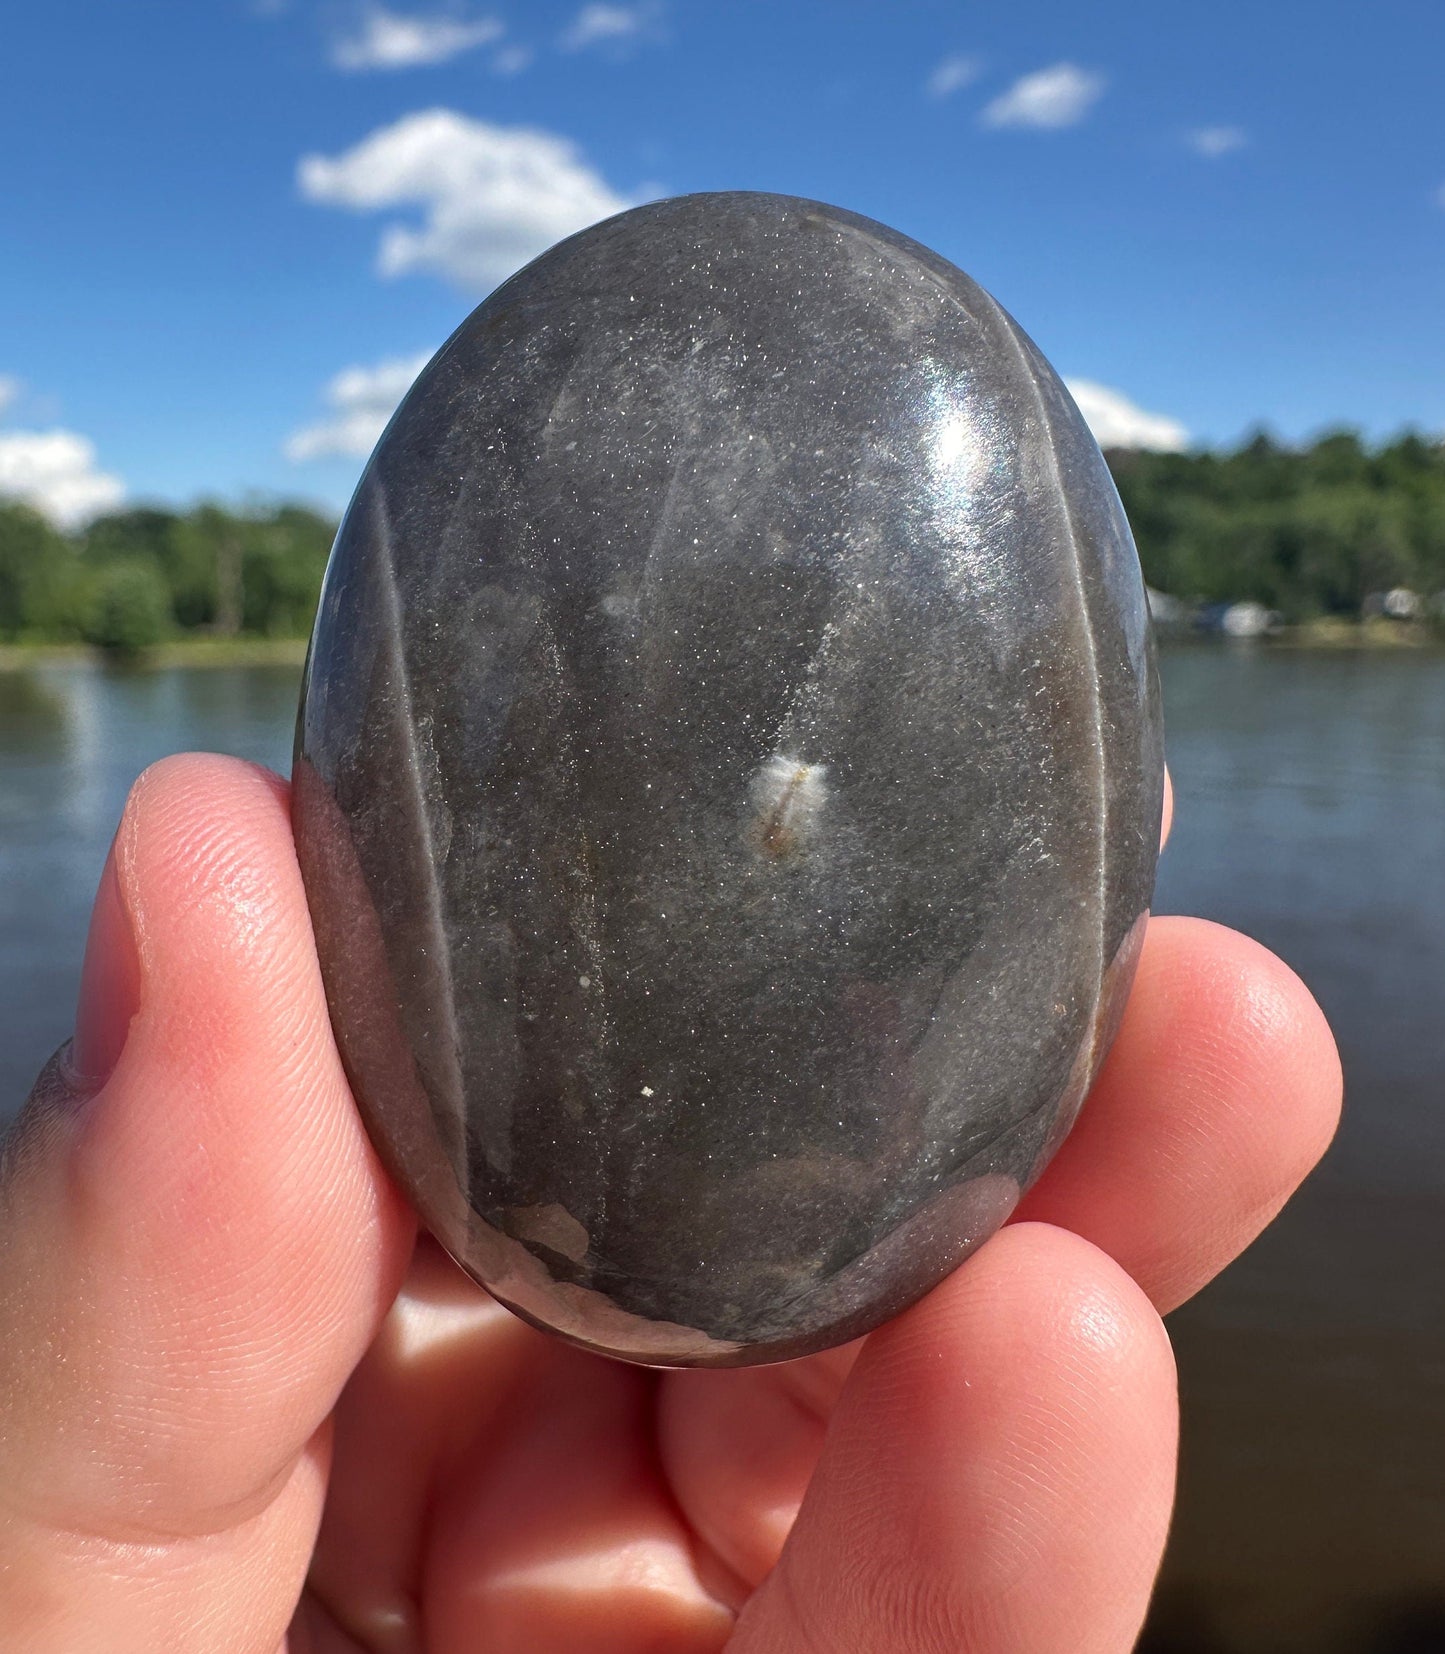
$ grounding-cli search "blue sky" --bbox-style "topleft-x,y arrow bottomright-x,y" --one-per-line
2,0 -> 1442,525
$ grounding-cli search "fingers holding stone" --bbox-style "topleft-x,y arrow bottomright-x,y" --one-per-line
305,1238 -> 550,1650
730,1223 -> 1177,1654
0,754 -> 414,1646
656,1341 -> 860,1592
1016,915 -> 1342,1313
421,1349 -> 736,1654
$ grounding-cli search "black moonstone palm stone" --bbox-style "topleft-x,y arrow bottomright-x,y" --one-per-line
294,192 -> 1163,1367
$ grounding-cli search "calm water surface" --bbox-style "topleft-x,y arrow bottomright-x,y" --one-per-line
1,647 -> 1442,1651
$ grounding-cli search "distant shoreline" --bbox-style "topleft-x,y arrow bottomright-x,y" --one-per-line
1162,616 -> 1444,651
1,623 -> 1441,675
0,637 -> 310,672
1280,616 -> 1443,648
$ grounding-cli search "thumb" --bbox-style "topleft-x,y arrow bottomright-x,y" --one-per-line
730,1224 -> 1178,1654
0,754 -> 414,1653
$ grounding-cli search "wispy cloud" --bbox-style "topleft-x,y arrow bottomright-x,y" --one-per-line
0,428 -> 125,527
925,54 -> 981,99
491,42 -> 533,74
298,110 -> 632,291
1065,380 -> 1188,452
286,353 -> 431,461
1433,182 -> 1445,209
981,63 -> 1105,130
559,3 -> 662,54
331,6 -> 503,71
1186,125 -> 1247,158
0,376 -> 20,418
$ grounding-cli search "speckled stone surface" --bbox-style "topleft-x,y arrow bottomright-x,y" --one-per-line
293,191 -> 1164,1367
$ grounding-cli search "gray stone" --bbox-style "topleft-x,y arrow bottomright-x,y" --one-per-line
293,192 -> 1163,1367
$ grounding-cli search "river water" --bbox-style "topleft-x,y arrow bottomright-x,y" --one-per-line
1,646 -> 1441,1650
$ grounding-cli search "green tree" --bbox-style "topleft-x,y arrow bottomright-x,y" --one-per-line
0,502 -> 83,639
82,508 -> 179,568
164,505 -> 234,630
82,561 -> 173,655
76,501 -> 338,639
241,505 -> 335,635
1108,426 -> 1445,619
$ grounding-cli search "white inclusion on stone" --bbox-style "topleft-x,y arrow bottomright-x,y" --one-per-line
750,754 -> 829,859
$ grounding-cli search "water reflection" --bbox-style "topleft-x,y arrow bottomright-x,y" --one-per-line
0,669 -> 68,750
1141,1589 -> 1445,1654
1148,644 -> 1445,1653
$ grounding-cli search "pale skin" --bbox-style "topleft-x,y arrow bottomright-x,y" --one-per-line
0,756 -> 1341,1653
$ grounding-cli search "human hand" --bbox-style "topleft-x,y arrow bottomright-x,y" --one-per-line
0,755 -> 1341,1652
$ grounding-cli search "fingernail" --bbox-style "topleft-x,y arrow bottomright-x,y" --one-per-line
66,838 -> 142,1091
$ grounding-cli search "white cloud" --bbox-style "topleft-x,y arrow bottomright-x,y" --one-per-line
1065,380 -> 1188,452
298,109 -> 632,290
332,6 -> 503,71
0,376 -> 19,418
0,430 -> 125,528
981,63 -> 1105,130
285,352 -> 431,462
1187,125 -> 1247,158
559,3 -> 660,52
492,42 -> 533,74
926,54 -> 981,99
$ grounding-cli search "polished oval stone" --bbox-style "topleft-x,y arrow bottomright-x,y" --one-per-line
293,191 -> 1163,1367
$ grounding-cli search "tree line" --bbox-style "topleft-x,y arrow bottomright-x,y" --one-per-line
2,429 -> 1443,652
1108,429 -> 1445,620
0,501 -> 335,652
